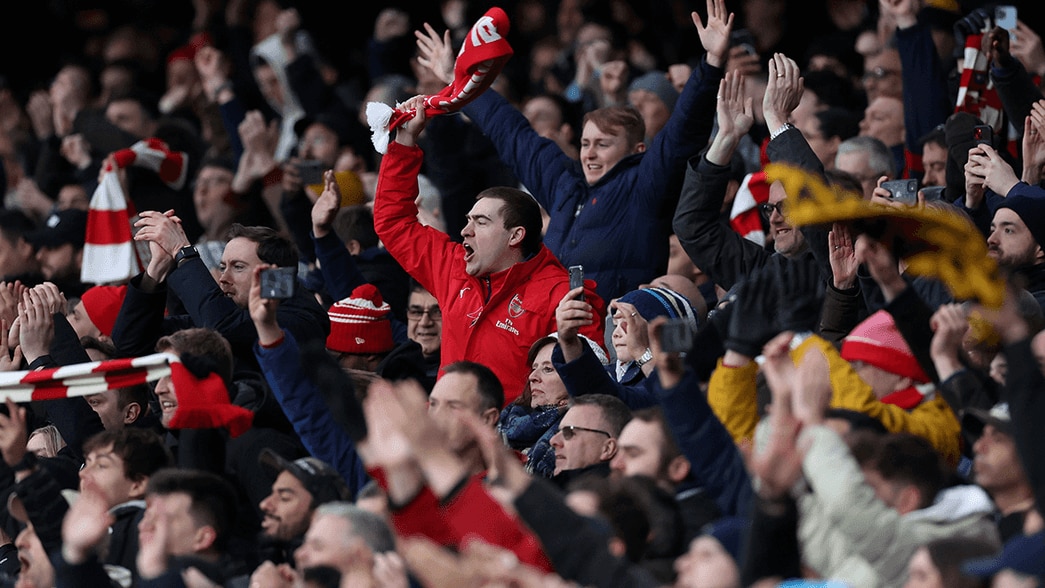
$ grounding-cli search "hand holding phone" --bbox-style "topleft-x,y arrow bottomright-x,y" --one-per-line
296,160 -> 325,185
659,318 -> 695,354
973,124 -> 993,147
881,179 -> 919,204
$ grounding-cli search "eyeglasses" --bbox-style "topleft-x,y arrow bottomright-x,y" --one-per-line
862,67 -> 899,81
759,202 -> 786,220
407,305 -> 442,321
559,425 -> 611,441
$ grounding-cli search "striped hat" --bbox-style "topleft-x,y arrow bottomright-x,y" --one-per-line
617,286 -> 700,334
326,284 -> 394,355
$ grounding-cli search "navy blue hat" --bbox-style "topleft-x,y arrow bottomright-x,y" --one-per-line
962,531 -> 1045,579
628,71 -> 679,110
618,286 -> 699,331
701,516 -> 750,563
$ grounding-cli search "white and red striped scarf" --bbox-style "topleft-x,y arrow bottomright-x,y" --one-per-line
730,171 -> 770,246
366,7 -> 514,153
4,352 -> 252,437
82,139 -> 188,285
955,32 -> 1018,157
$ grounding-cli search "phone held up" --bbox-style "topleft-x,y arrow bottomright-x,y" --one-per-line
973,124 -> 993,147
260,267 -> 297,300
659,317 -> 695,354
296,159 -> 325,185
881,179 -> 919,204
568,265 -> 584,300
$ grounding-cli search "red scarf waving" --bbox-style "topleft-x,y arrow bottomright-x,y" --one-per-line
367,7 -> 513,153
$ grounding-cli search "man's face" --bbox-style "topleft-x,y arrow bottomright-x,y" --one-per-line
80,443 -> 143,508
972,424 -> 1024,494
67,300 -> 102,340
105,99 -> 152,138
988,208 -> 1041,270
259,470 -> 315,541
859,96 -> 904,147
85,391 -> 126,430
628,89 -> 671,140
428,372 -> 485,454
294,513 -> 357,575
835,151 -> 884,200
795,114 -> 838,170
154,374 -> 176,428
57,184 -> 90,211
36,243 -> 79,281
921,142 -> 947,187
193,166 -> 236,235
14,523 -> 53,588
298,123 -> 340,167
610,418 -> 668,484
253,63 -> 285,110
218,237 -> 263,307
580,121 -> 640,185
0,234 -> 37,278
610,304 -> 635,363
862,48 -> 903,102
667,234 -> 702,283
522,96 -> 565,140
766,181 -> 806,257
406,289 -> 441,356
460,198 -> 519,277
139,492 -> 204,557
549,404 -> 613,475
528,342 -> 568,409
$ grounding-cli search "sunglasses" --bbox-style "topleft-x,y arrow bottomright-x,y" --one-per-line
759,202 -> 786,220
559,425 -> 611,441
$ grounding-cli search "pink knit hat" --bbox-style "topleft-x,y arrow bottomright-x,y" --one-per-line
840,310 -> 929,383
325,284 -> 394,355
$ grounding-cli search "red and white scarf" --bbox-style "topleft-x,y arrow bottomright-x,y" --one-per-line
366,7 -> 514,153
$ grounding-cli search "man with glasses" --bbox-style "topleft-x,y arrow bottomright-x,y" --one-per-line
406,282 -> 442,383
548,393 -> 632,488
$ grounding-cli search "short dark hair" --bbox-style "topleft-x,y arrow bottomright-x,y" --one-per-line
443,360 -> 505,411
155,328 -> 234,386
146,468 -> 238,552
333,205 -> 378,250
919,125 -> 947,150
475,187 -> 543,258
865,433 -> 946,509
924,536 -> 998,588
583,105 -> 645,147
570,394 -> 632,437
225,223 -> 298,267
0,208 -> 36,245
815,107 -> 860,142
630,407 -> 682,475
83,428 -> 172,482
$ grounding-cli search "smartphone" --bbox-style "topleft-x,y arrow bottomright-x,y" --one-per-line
995,5 -> 1017,32
260,267 -> 297,300
568,265 -> 584,300
973,124 -> 993,146
920,186 -> 945,202
296,159 -> 325,185
729,29 -> 758,57
660,317 -> 695,354
881,179 -> 919,204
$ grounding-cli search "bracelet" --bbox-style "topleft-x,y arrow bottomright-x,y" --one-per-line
770,122 -> 795,140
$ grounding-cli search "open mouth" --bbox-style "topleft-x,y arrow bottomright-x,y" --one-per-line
463,243 -> 475,262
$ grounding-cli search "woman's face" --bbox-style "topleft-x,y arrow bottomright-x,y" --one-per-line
529,343 -> 569,409
903,547 -> 943,588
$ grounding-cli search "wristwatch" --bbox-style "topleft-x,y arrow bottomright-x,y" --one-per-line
635,348 -> 654,367
174,245 -> 200,267
770,122 -> 796,140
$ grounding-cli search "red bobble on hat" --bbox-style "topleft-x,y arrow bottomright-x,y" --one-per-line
167,361 -> 253,438
841,310 -> 929,384
80,285 -> 127,338
326,284 -> 394,355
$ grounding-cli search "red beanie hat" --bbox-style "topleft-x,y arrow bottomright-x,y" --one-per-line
80,285 -> 128,337
840,310 -> 929,383
326,284 -> 394,355
167,354 -> 253,438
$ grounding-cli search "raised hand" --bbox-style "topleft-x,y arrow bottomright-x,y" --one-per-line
967,142 -> 1020,196
233,110 -> 279,193
134,210 -> 190,257
790,344 -> 832,426
0,397 -> 28,468
415,22 -> 455,85
248,265 -> 282,345
763,53 -> 804,133
929,303 -> 971,380
725,267 -> 780,360
61,478 -> 115,565
691,0 -> 735,68
555,287 -> 593,361
1012,20 -> 1045,77
751,331 -> 805,500
393,95 -> 429,148
18,289 -> 55,365
310,170 -> 341,238
1022,110 -> 1045,185
828,222 -> 859,289
715,71 -> 755,140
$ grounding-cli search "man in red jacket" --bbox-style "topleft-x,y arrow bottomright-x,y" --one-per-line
373,94 -> 605,405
